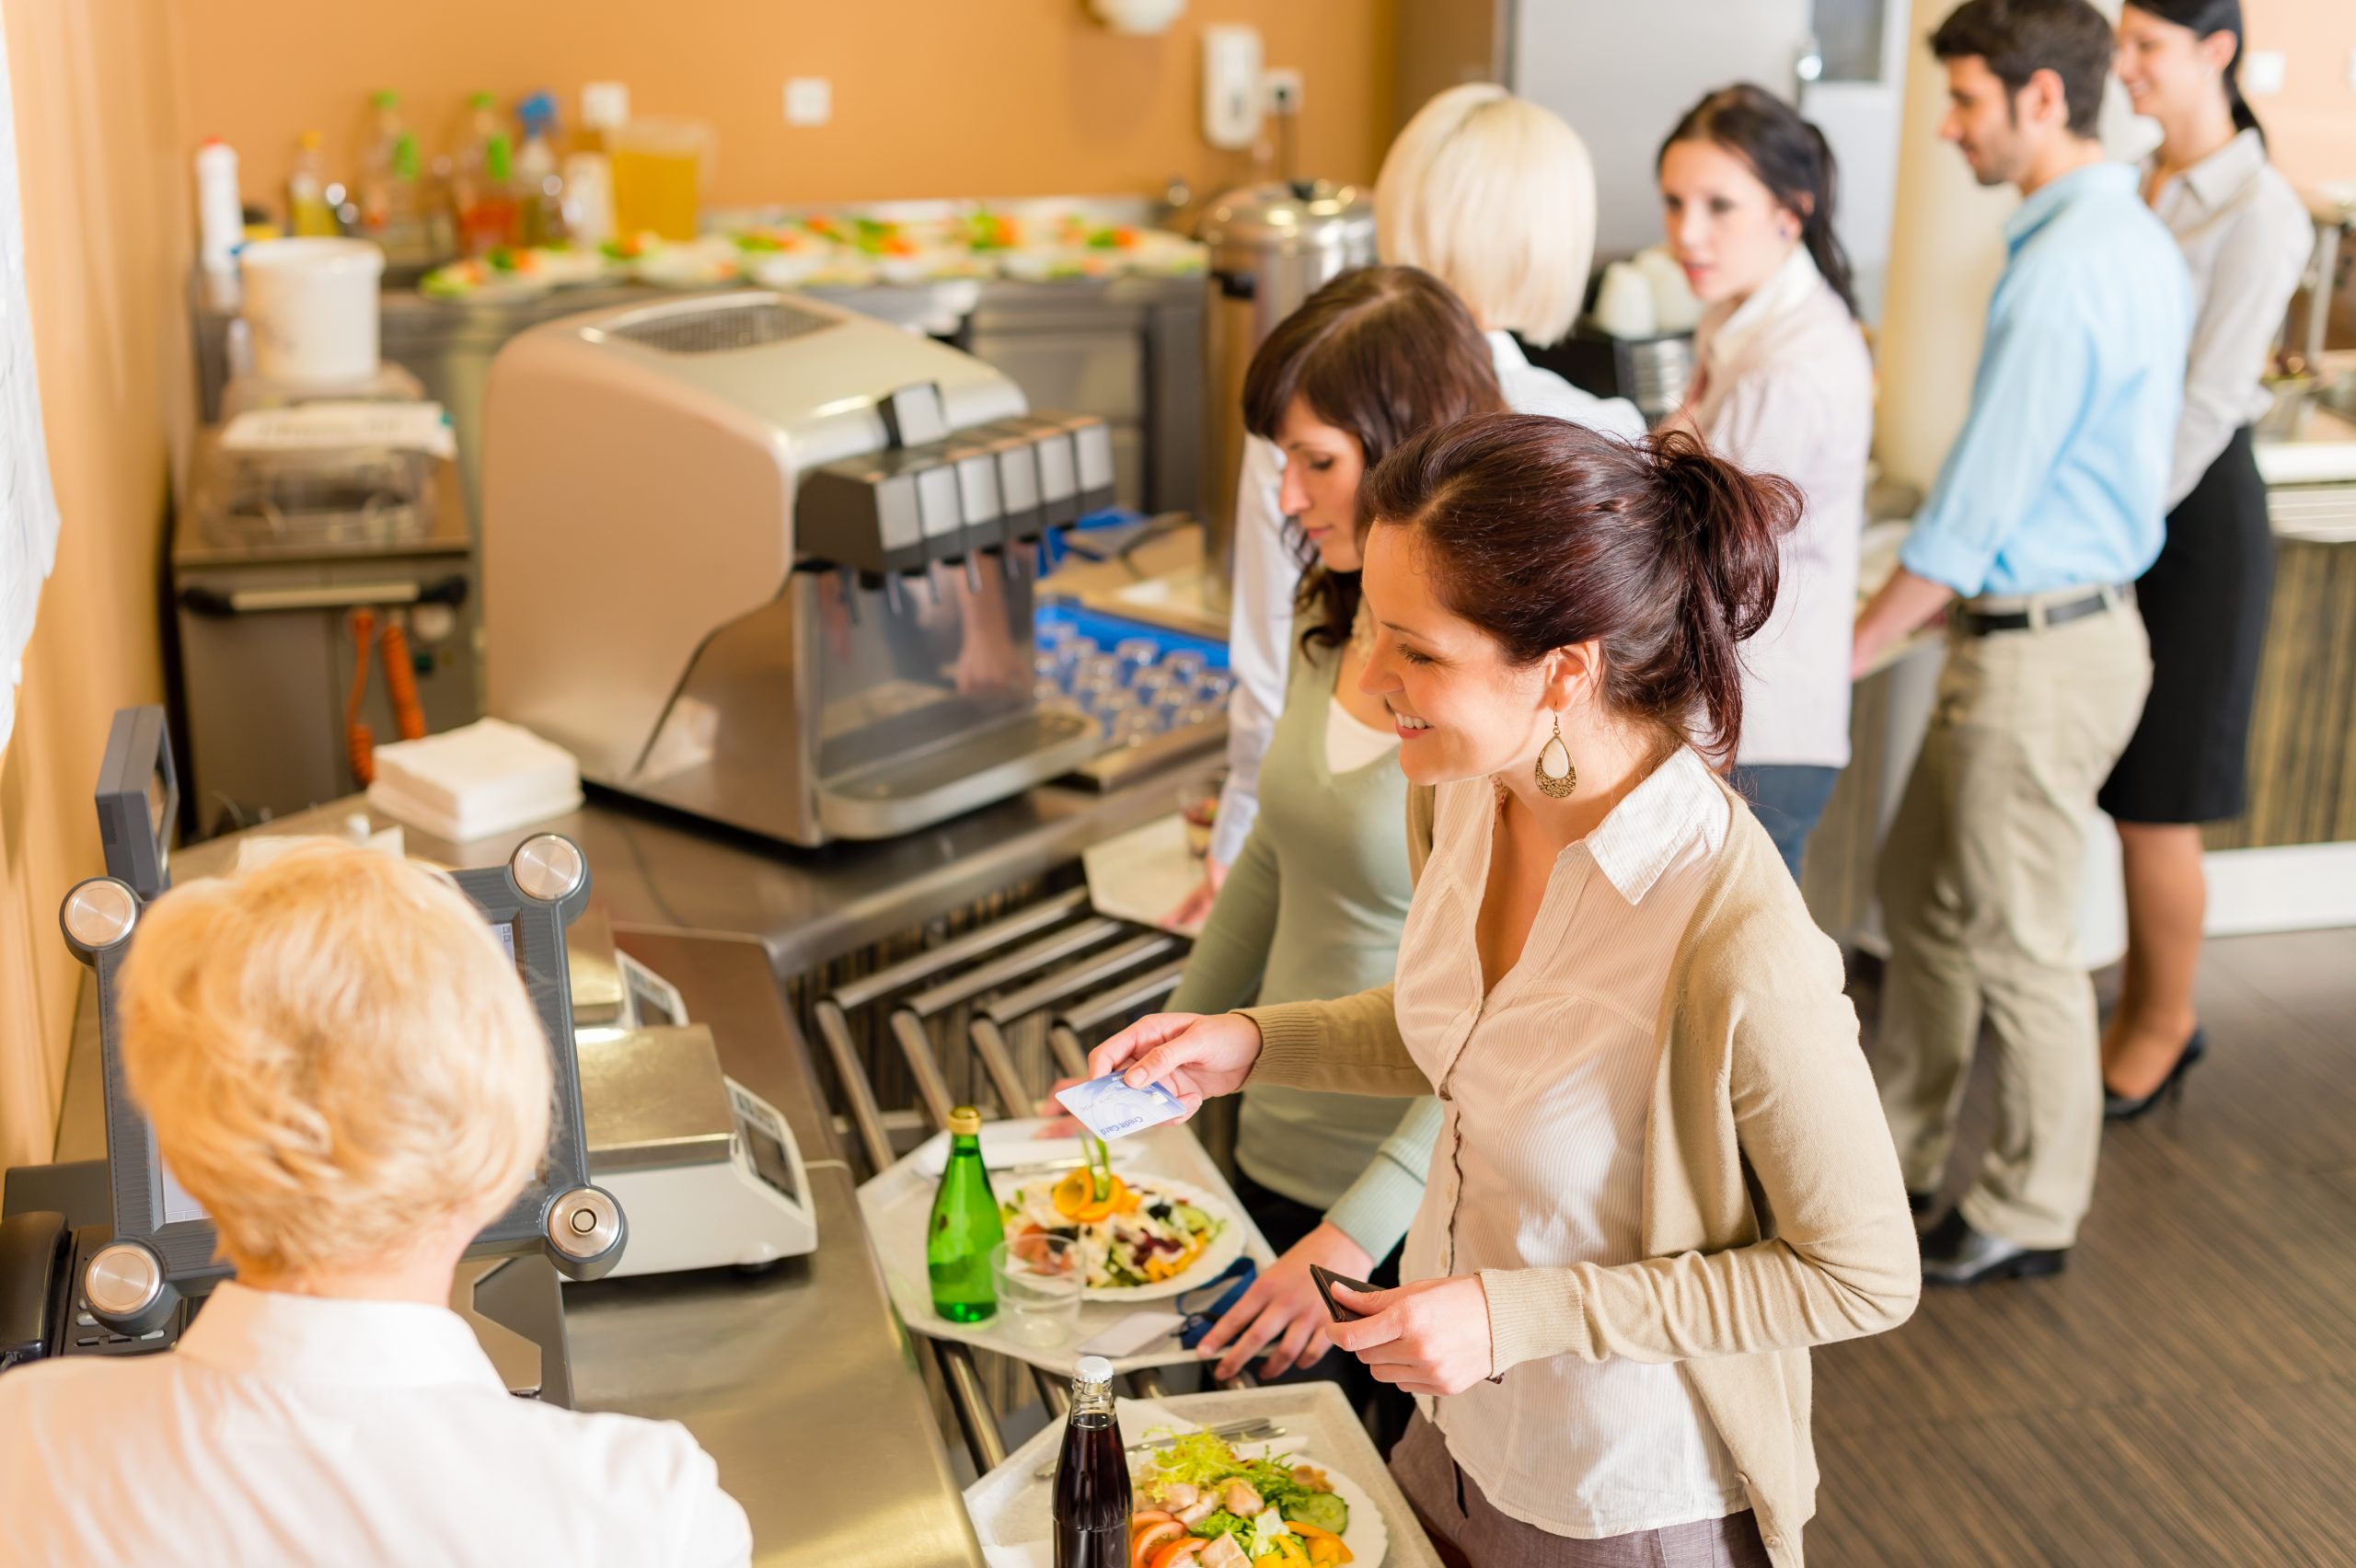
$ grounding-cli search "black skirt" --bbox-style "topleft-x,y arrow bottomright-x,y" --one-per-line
2100,424 -> 2274,824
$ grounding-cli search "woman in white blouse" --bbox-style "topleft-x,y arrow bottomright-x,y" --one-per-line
1181,83 -> 1646,923
2100,1 -> 2314,1118
1657,84 -> 1876,881
1097,415 -> 1919,1567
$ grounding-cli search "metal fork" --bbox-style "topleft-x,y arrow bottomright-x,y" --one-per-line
1031,1417 -> 1285,1481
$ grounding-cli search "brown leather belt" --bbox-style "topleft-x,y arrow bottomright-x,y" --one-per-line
1958,583 -> 2129,637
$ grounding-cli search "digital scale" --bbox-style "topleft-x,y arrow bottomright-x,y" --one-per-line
577,1023 -> 819,1278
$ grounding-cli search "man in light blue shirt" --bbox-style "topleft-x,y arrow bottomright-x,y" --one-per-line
1859,0 -> 2189,1289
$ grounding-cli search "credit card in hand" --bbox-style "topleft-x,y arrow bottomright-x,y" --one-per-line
1054,1073 -> 1188,1141
1309,1263 -> 1377,1324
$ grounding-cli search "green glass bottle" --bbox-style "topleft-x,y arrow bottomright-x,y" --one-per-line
927,1105 -> 1005,1323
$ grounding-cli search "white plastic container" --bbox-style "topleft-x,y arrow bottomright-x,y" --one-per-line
238,237 -> 385,386
194,137 -> 243,272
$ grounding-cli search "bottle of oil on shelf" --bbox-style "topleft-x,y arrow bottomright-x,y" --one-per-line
1052,1356 -> 1130,1568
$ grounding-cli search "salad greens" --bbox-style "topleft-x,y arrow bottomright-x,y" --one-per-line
1136,1430 -> 1350,1542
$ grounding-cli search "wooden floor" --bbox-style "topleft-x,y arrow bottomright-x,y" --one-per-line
1816,926 -> 2356,1567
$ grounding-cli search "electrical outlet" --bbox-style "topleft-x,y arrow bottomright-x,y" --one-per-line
2243,51 -> 2286,98
1263,67 -> 1304,117
784,77 -> 831,127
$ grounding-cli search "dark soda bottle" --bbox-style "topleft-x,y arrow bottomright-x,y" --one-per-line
927,1105 -> 1004,1323
1052,1355 -> 1130,1567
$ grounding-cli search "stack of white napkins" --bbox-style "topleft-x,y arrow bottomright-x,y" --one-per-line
365,718 -> 583,843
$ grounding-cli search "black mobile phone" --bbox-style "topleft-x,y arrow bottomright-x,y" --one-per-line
1308,1263 -> 1377,1324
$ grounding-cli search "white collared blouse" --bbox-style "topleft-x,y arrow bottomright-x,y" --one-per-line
1395,747 -> 1749,1539
1669,247 -> 1874,769
2145,128 -> 2314,509
0,1281 -> 752,1567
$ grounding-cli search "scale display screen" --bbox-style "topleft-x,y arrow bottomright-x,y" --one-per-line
491,920 -> 517,964
158,1156 -> 208,1226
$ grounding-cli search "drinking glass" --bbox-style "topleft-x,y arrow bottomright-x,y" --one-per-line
1176,778 -> 1220,859
1114,638 -> 1161,679
991,1234 -> 1085,1348
1163,651 -> 1207,687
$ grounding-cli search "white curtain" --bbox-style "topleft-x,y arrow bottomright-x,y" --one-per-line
0,10 -> 62,759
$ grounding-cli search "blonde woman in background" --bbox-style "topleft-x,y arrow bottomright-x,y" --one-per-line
1180,84 -> 1646,923
0,844 -> 751,1568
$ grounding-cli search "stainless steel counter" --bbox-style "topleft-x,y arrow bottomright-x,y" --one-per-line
566,929 -> 983,1567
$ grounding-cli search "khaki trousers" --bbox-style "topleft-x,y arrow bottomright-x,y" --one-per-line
1875,598 -> 2152,1249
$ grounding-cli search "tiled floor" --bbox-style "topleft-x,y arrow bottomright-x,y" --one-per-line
1813,928 -> 2356,1565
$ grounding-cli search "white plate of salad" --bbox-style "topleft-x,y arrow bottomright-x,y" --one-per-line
999,1170 -> 1244,1301
1126,1427 -> 1386,1566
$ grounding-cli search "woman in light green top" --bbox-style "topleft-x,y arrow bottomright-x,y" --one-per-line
1169,266 -> 1504,1399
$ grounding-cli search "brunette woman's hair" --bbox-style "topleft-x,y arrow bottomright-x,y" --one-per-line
1242,265 -> 1507,658
1364,412 -> 1802,766
2128,0 -> 2264,138
1660,83 -> 1859,318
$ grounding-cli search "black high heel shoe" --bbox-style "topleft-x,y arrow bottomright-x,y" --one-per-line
2104,1028 -> 2207,1122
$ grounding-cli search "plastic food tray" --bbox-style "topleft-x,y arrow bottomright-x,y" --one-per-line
962,1384 -> 1441,1568
857,1117 -> 1273,1376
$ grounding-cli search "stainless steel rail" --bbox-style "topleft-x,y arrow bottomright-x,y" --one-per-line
1048,957 -> 1188,1078
890,916 -> 1130,1118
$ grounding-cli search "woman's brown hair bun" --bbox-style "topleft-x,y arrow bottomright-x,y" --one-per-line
1364,412 -> 1800,764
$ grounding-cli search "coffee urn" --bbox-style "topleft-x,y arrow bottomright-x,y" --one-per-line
1197,179 -> 1376,610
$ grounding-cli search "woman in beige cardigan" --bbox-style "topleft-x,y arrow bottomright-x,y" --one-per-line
1093,413 -> 1919,1568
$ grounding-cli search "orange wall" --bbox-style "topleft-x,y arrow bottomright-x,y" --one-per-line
2245,0 -> 2356,195
182,0 -> 1399,218
0,1 -> 191,1170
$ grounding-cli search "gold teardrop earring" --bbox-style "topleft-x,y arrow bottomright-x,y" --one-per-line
1535,716 -> 1578,799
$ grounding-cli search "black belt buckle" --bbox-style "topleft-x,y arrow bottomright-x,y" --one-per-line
1962,584 -> 2118,637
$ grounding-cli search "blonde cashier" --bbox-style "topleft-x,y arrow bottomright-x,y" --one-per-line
1093,416 -> 1920,1567
0,844 -> 752,1568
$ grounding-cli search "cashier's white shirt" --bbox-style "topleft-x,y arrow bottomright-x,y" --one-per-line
0,1281 -> 754,1568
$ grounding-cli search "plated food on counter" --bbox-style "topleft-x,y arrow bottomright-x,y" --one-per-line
999,1171 -> 1239,1297
417,206 -> 1206,302
1126,1428 -> 1375,1566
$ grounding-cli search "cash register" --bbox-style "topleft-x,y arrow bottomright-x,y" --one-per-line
0,709 -> 626,1383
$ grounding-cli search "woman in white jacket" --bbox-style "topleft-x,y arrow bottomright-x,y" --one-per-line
1180,84 -> 1645,921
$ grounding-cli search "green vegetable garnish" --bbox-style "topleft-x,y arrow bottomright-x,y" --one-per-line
1285,1491 -> 1348,1535
1086,1135 -> 1113,1203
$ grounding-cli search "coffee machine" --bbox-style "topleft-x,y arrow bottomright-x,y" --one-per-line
481,290 -> 1114,847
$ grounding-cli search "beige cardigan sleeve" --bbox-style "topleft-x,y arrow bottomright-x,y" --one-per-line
1479,883 -> 1922,1372
1235,784 -> 1436,1099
